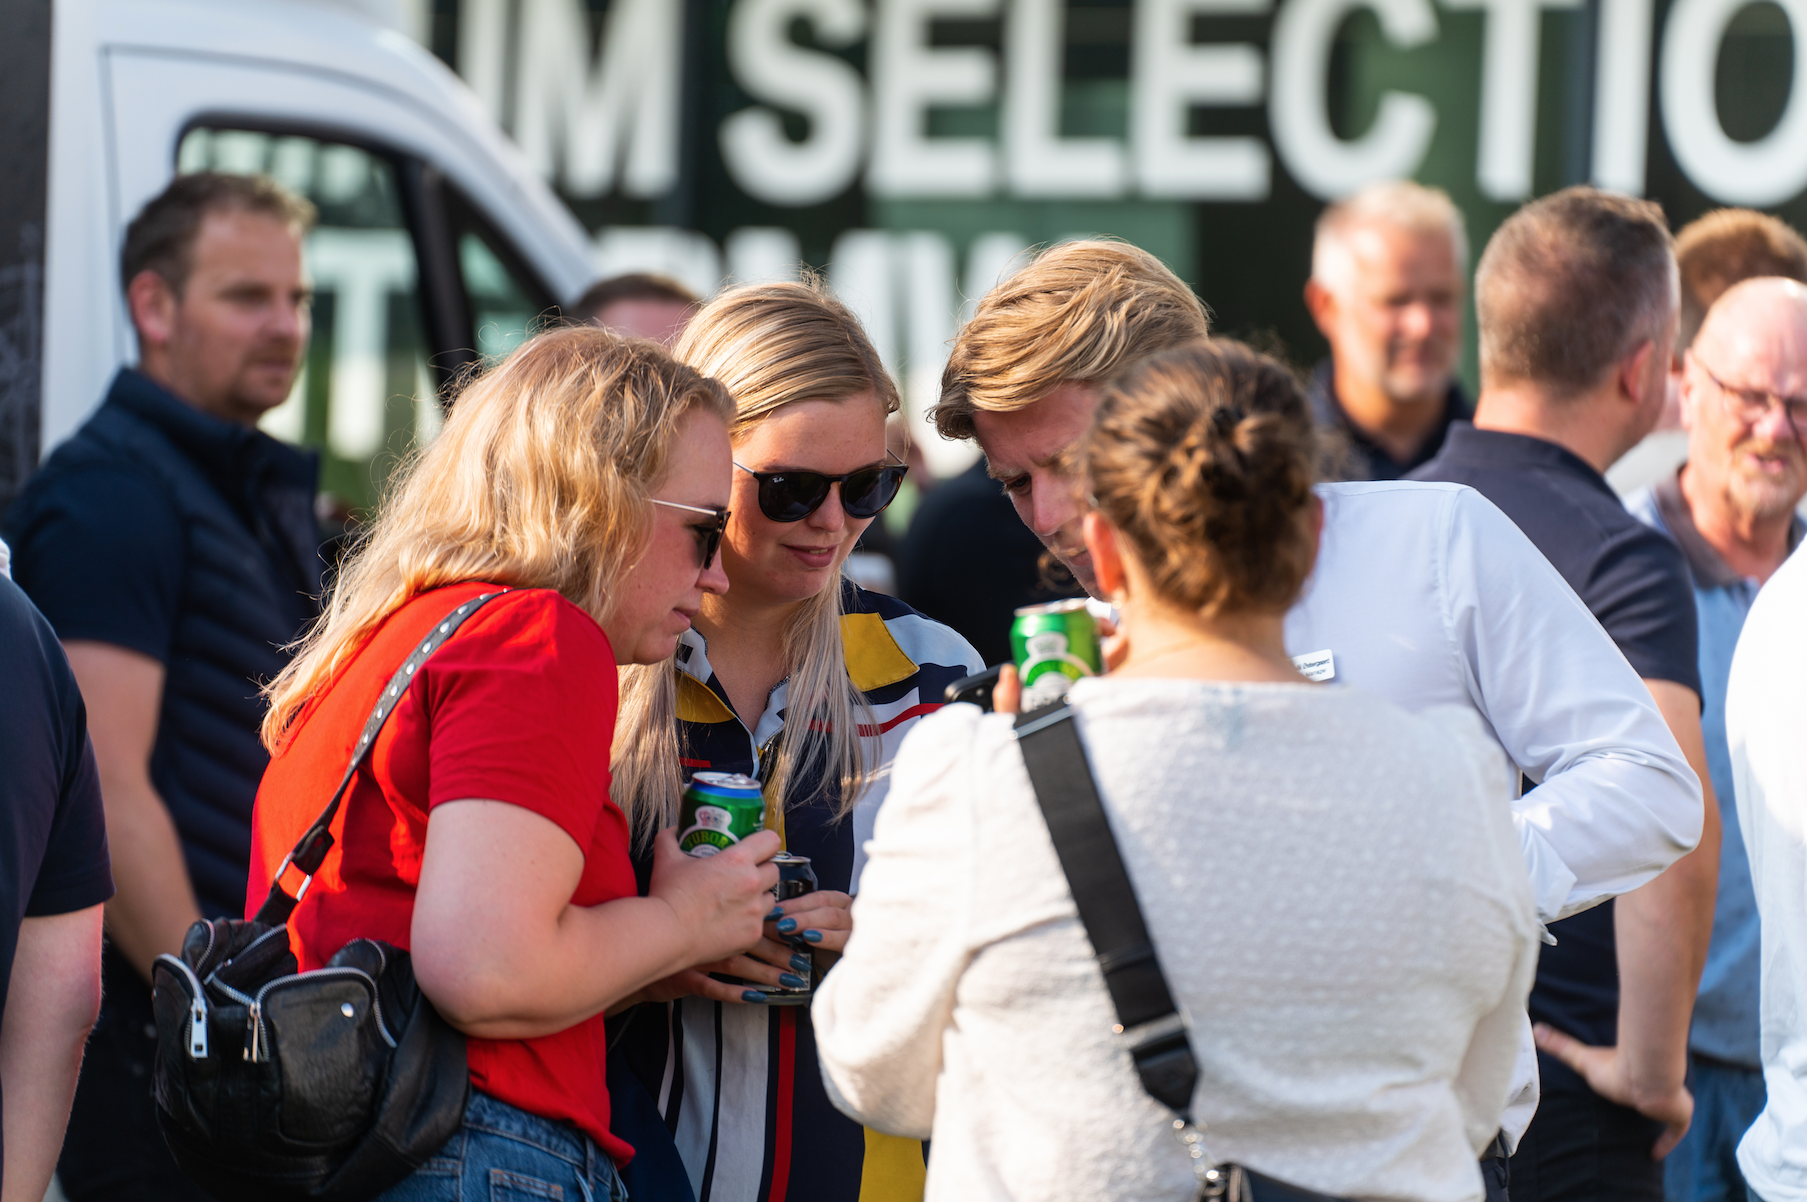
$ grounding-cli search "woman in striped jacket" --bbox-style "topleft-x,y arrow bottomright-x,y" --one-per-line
608,279 -> 984,1202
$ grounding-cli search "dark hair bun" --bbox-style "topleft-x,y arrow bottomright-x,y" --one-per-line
1084,341 -> 1318,616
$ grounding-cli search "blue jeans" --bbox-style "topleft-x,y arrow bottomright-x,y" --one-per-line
1665,1055 -> 1766,1202
375,1091 -> 630,1202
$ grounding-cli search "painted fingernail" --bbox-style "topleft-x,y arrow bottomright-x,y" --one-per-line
801,929 -> 823,944
790,953 -> 811,972
779,972 -> 808,989
742,990 -> 769,1003
766,906 -> 785,921
776,917 -> 799,934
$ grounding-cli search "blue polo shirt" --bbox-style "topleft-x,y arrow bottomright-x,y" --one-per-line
1628,470 -> 1802,1071
1412,424 -> 1701,1089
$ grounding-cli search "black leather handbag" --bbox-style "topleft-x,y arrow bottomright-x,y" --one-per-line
1014,702 -> 1353,1202
151,590 -> 505,1202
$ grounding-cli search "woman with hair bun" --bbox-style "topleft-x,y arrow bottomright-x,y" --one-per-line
814,341 -> 1541,1202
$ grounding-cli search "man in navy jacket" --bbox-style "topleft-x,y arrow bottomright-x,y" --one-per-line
6,172 -> 322,1202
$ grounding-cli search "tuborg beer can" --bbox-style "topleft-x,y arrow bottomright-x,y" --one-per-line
1011,598 -> 1103,710
678,772 -> 766,857
709,852 -> 820,1005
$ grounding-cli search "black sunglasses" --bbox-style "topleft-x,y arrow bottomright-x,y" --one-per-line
734,456 -> 909,523
650,499 -> 730,568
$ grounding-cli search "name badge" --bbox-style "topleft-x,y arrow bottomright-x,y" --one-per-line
1291,649 -> 1336,682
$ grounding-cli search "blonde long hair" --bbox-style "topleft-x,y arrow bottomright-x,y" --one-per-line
262,326 -> 734,749
613,278 -> 902,845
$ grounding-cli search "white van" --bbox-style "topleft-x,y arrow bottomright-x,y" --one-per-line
33,0 -> 596,510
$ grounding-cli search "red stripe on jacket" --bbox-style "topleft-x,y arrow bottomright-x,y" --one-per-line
768,1007 -> 797,1201
807,702 -> 943,738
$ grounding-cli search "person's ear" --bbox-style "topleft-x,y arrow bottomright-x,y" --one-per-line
1617,338 -> 1661,408
1303,278 -> 1336,340
1676,352 -> 1702,434
127,269 -> 179,356
1083,511 -> 1126,599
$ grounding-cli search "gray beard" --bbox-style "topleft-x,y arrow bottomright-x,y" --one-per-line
1727,466 -> 1805,523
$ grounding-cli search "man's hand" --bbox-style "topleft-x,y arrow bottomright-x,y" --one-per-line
1534,1023 -> 1693,1157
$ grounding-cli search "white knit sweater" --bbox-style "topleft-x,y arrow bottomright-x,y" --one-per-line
814,677 -> 1540,1202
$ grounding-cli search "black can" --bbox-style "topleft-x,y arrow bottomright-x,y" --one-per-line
774,852 -> 818,903
710,853 -> 818,1006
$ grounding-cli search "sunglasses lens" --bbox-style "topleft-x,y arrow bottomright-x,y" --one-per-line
757,472 -> 831,522
841,466 -> 906,518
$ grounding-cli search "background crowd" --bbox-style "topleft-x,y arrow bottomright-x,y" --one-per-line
3,159 -> 1807,1202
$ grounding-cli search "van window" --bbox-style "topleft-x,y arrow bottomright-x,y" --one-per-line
177,128 -> 439,516
447,194 -> 554,360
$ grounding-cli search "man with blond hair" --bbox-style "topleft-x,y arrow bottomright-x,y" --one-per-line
1303,181 -> 1470,479
1626,278 -> 1807,1202
938,238 -> 1704,1201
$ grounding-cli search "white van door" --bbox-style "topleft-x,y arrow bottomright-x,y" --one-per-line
96,48 -> 584,513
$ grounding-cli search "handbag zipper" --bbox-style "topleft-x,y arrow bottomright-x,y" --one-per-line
243,967 -> 395,1062
155,953 -> 209,1060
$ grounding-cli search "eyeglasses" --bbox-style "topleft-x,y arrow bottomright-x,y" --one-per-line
649,499 -> 730,569
1696,357 -> 1807,436
733,454 -> 909,523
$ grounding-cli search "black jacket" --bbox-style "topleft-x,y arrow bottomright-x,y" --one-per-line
7,369 -> 321,920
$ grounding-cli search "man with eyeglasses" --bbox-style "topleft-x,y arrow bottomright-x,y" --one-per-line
1623,276 -> 1807,1202
1413,187 -> 1721,1202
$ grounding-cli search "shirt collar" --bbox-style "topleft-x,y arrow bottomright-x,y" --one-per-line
675,626 -> 791,748
107,367 -> 316,495
1310,359 -> 1470,477
1436,423 -> 1622,500
1653,468 -> 1806,590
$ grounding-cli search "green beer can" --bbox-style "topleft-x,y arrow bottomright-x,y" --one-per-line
678,772 -> 766,857
1012,598 -> 1102,710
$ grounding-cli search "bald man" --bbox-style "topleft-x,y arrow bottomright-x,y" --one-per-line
1626,278 -> 1807,1202
1304,181 -> 1471,479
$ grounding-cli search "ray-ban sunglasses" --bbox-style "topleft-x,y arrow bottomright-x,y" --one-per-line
649,500 -> 730,568
734,453 -> 909,523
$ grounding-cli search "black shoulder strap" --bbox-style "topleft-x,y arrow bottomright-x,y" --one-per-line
253,589 -> 508,925
1014,702 -> 1200,1121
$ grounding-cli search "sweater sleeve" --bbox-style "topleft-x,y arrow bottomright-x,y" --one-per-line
813,704 -> 984,1138
1431,705 -> 1544,1154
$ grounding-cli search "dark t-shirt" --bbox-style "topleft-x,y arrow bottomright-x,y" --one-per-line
1309,360 -> 1472,481
896,460 -> 1083,666
1411,424 -> 1700,1085
8,468 -> 185,662
0,570 -> 115,1157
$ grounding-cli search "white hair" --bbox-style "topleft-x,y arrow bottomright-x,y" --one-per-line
1311,180 -> 1469,296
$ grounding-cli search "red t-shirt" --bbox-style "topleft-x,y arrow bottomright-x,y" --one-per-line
246,582 -> 635,1164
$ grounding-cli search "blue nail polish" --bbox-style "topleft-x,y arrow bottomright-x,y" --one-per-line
776,917 -> 798,934
741,990 -> 768,1003
766,906 -> 785,921
801,929 -> 823,944
790,953 -> 811,972
779,972 -> 808,989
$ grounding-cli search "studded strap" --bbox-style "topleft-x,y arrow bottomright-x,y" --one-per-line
253,590 -> 508,925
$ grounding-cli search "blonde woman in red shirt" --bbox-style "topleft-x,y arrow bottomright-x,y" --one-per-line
248,328 -> 781,1201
